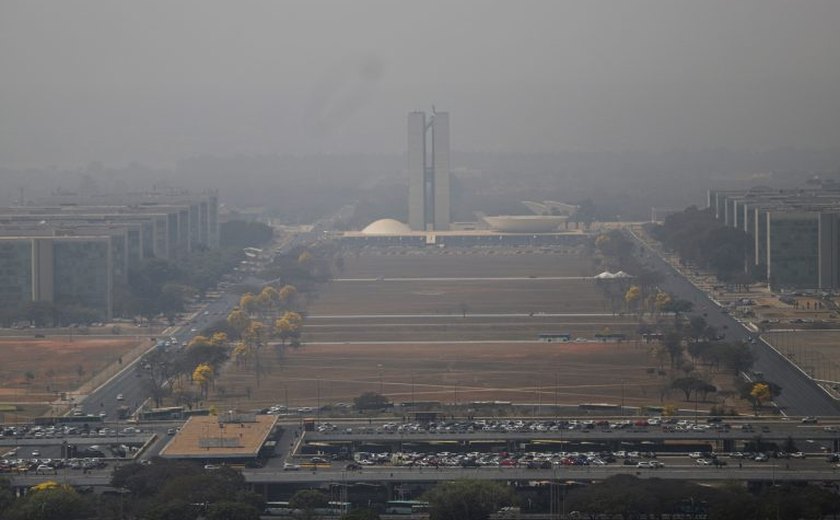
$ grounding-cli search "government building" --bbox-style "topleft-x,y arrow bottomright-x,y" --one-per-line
0,191 -> 219,320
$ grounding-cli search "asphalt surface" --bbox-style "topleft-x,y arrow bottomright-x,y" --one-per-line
77,294 -> 240,420
627,230 -> 840,417
9,463 -> 840,488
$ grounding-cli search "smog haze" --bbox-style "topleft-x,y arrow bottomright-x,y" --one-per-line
3,0 -> 840,167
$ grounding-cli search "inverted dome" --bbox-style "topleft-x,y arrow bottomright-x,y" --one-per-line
361,218 -> 412,235
482,215 -> 567,233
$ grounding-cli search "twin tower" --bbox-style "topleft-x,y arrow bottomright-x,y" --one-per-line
407,110 -> 450,231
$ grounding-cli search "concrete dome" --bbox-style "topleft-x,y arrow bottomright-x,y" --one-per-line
482,215 -> 567,233
361,218 -> 412,235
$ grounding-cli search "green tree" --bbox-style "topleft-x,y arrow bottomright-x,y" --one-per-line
663,332 -> 684,368
289,489 -> 329,511
206,501 -> 261,520
4,485 -> 92,520
143,499 -> 199,520
0,477 -> 15,516
354,392 -> 390,411
671,376 -> 705,401
424,480 -> 516,520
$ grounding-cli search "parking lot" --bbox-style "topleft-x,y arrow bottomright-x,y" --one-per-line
0,422 -> 150,475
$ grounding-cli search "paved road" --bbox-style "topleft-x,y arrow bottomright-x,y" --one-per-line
75,223 -> 316,420
77,293 -> 239,419
627,230 -> 840,417
7,461 -> 840,489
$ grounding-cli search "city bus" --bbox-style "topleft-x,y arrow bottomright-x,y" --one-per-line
537,333 -> 572,342
384,500 -> 430,515
263,501 -> 295,516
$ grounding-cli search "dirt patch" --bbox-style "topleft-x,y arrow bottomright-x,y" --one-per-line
211,340 -> 688,411
764,330 -> 840,382
205,247 -> 744,415
0,337 -> 143,405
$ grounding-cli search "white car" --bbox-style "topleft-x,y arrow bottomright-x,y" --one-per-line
696,458 -> 713,465
283,463 -> 301,471
116,394 -> 124,401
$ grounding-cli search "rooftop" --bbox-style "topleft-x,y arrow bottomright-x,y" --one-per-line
159,414 -> 278,460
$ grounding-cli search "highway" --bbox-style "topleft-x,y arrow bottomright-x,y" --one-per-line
76,293 -> 240,420
627,229 -> 840,417
8,463 -> 840,489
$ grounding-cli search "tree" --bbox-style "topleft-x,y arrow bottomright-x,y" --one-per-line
192,363 -> 214,399
663,332 -> 684,367
424,480 -> 516,520
653,290 -> 672,314
240,321 -> 269,386
206,501 -> 261,520
0,477 -> 15,516
275,311 -> 303,345
257,286 -> 280,313
671,376 -> 704,401
278,284 -> 298,307
143,499 -> 199,520
660,298 -> 693,315
289,489 -> 329,511
227,309 -> 251,334
624,286 -> 641,313
688,316 -> 711,342
4,483 -> 92,520
750,382 -> 772,410
239,293 -> 258,315
297,250 -> 313,266
210,331 -> 229,348
354,392 -> 390,411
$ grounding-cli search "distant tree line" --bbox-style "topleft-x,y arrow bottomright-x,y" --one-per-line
564,475 -> 839,520
0,461 -> 264,520
647,206 -> 755,283
117,247 -> 245,321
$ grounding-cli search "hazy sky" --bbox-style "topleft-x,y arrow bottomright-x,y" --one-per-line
2,1 -> 839,167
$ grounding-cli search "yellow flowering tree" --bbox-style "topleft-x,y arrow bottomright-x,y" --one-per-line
192,363 -> 214,399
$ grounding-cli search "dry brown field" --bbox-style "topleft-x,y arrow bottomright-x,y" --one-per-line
339,248 -> 594,278
208,248 -> 715,412
0,337 -> 142,409
211,340 -> 683,410
312,278 -> 613,316
763,330 -> 840,382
